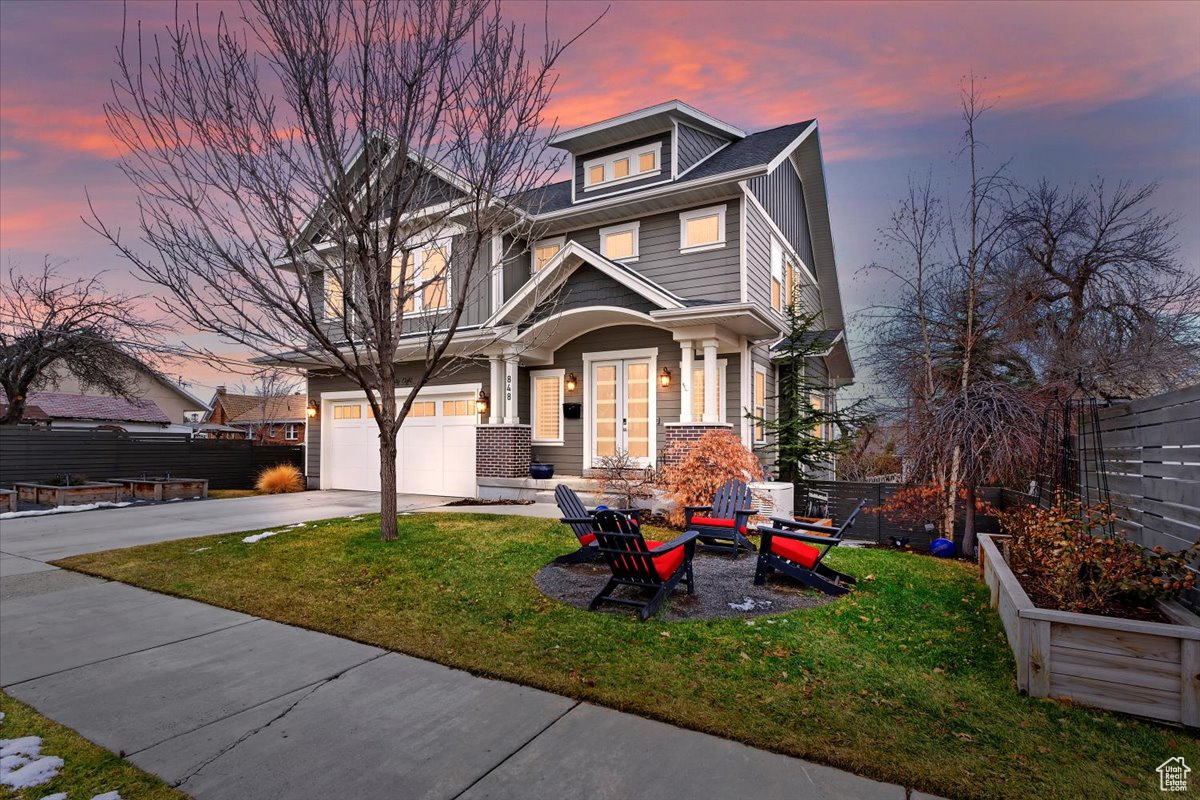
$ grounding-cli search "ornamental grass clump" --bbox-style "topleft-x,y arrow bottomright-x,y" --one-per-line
660,428 -> 764,527
255,463 -> 304,494
1000,500 -> 1197,615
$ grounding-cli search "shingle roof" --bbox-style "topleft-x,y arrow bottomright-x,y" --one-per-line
221,393 -> 308,424
515,120 -> 815,216
0,391 -> 171,424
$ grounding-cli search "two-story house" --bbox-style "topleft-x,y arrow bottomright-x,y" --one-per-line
295,101 -> 853,496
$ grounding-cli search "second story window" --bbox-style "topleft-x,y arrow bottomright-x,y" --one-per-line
392,239 -> 452,315
770,238 -> 784,312
532,236 -> 565,272
599,221 -> 640,262
679,205 -> 727,253
582,142 -> 662,191
324,271 -> 344,319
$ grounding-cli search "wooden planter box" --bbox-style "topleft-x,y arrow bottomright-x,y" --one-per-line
109,477 -> 209,502
0,489 -> 14,513
15,482 -> 123,508
979,533 -> 1200,727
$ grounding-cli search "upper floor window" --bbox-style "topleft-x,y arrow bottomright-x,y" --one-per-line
679,205 -> 727,253
582,142 -> 662,191
532,236 -> 565,272
770,238 -> 784,312
599,221 -> 640,262
324,271 -> 344,319
392,239 -> 452,315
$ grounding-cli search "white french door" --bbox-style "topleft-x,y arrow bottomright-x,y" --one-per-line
591,357 -> 654,467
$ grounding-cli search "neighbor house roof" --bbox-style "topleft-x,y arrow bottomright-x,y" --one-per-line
0,391 -> 171,424
221,393 -> 308,425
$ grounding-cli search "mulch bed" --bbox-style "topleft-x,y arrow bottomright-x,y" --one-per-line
1010,570 -> 1171,624
534,550 -> 835,621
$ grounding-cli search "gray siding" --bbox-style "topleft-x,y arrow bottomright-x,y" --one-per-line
502,233 -> 531,302
559,198 -> 741,304
743,196 -> 821,321
676,124 -> 730,174
748,160 -> 816,269
574,132 -> 672,201
750,344 -> 777,473
523,265 -> 658,329
527,324 -> 741,475
305,361 -> 490,479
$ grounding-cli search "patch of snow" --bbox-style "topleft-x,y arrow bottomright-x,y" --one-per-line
242,530 -> 282,543
840,540 -> 867,548
1,735 -> 63,790
39,793 -> 67,800
0,711 -> 5,724
0,502 -> 132,520
90,792 -> 122,800
728,597 -> 773,612
168,497 -> 184,502
192,547 -> 211,553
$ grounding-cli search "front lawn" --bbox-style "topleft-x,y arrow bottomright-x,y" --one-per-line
56,513 -> 1197,799
0,692 -> 187,800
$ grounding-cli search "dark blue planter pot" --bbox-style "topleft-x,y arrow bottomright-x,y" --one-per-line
530,463 -> 555,480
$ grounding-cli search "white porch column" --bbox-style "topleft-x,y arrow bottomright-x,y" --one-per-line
702,338 -> 719,423
503,352 -> 520,424
488,356 -> 503,424
679,341 -> 694,423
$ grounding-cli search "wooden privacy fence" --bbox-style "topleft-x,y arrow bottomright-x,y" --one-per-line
0,427 -> 304,490
1089,383 -> 1200,556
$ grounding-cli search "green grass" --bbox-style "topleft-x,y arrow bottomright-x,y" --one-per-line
0,692 -> 187,800
55,513 -> 1198,800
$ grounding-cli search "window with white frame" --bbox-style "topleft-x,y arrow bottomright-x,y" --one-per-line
753,366 -> 768,443
532,236 -> 565,272
770,238 -> 784,312
324,271 -> 345,319
392,238 -> 452,315
285,423 -> 299,440
582,141 -> 662,191
530,369 -> 564,444
689,360 -> 727,421
332,403 -> 361,420
599,221 -> 640,261
679,205 -> 727,253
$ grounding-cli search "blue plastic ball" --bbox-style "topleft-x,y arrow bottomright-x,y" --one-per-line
929,538 -> 955,558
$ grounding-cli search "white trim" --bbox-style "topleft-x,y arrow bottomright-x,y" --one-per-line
582,142 -> 662,192
536,164 -> 764,222
531,236 -> 566,273
671,119 -> 679,178
568,176 -> 676,206
739,194 -> 748,302
676,139 -> 732,180
766,120 -> 818,174
740,338 -> 753,446
517,306 -> 661,346
686,358 -> 728,423
582,347 -> 658,470
740,184 -> 819,286
752,363 -> 769,444
529,368 -> 565,445
678,204 -> 727,253
489,232 -> 504,314
598,220 -> 641,262
285,423 -> 300,441
551,100 -> 745,146
569,152 -> 576,205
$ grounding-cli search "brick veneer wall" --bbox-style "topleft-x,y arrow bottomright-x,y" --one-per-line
476,424 -> 532,478
662,422 -> 733,467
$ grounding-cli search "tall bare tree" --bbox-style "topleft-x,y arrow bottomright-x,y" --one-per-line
92,0 -> 593,540
236,367 -> 302,444
0,259 -> 170,425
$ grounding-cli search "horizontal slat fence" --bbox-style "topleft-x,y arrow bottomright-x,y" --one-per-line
807,480 -> 1011,548
0,427 -> 303,490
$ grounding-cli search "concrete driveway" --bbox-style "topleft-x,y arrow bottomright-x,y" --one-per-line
0,490 -> 448,564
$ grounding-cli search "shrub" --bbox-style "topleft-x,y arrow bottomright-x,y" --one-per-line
873,484 -> 997,531
660,428 -> 764,526
593,448 -> 657,509
1000,500 -> 1197,614
256,463 -> 304,494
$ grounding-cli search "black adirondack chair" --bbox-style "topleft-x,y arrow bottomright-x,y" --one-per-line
753,498 -> 868,596
578,509 -> 698,621
684,479 -> 758,557
553,484 -> 642,564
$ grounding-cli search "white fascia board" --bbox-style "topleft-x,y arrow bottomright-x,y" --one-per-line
766,120 -> 818,174
551,100 -> 745,146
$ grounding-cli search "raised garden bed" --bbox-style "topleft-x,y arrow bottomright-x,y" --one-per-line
15,481 -> 123,508
979,532 -> 1200,727
0,488 -> 14,513
109,477 -> 209,502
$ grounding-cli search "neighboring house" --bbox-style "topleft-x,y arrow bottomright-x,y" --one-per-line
270,100 -> 853,497
205,387 -> 308,444
0,390 -> 182,433
38,361 -> 209,425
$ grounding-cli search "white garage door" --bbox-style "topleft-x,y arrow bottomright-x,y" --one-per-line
324,392 -> 477,497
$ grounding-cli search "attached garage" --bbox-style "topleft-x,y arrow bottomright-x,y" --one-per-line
321,386 -> 478,496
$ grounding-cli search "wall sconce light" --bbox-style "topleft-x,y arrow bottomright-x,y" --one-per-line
565,372 -> 577,393
659,367 -> 672,389
475,389 -> 489,416
305,401 -> 318,419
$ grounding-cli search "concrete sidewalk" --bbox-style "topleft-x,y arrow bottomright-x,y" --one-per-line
0,494 -> 940,799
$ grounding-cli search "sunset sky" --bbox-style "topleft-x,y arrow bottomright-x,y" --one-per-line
2,0 -> 1198,397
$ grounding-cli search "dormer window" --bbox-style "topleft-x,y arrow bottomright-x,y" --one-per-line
582,142 -> 662,191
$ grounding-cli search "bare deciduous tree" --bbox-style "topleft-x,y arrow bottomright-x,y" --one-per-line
92,0 -> 594,540
236,367 -> 302,444
0,259 -> 171,425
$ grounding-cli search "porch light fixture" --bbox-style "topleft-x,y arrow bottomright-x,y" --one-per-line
475,389 -> 489,416
305,401 -> 317,419
565,372 -> 577,393
659,367 -> 671,389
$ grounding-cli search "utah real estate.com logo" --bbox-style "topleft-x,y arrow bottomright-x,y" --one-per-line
1157,757 -> 1190,792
